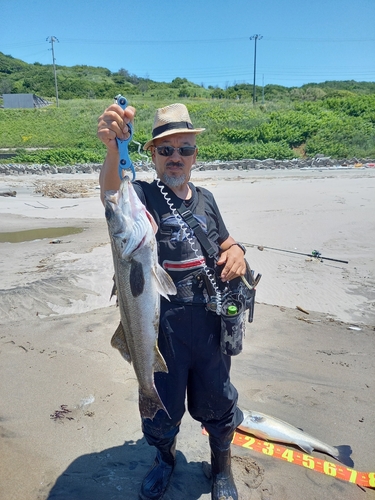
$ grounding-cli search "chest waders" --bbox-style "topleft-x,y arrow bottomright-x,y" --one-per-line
137,180 -> 240,500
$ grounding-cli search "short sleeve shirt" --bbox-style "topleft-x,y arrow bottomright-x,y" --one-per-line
133,180 -> 229,281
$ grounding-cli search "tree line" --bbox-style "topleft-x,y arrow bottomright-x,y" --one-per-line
1,51 -> 375,102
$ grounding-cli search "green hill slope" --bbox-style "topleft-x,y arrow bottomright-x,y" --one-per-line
1,52 -> 374,162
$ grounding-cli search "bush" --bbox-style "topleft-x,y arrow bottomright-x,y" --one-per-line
9,148 -> 105,165
1,94 -> 375,163
199,141 -> 295,161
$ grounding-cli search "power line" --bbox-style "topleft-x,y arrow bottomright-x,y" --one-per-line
2,36 -> 374,89
2,36 -> 374,49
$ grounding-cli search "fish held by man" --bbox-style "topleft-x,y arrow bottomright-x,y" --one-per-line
238,409 -> 354,468
105,176 -> 177,420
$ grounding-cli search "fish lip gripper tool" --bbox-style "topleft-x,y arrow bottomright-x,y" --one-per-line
115,94 -> 136,181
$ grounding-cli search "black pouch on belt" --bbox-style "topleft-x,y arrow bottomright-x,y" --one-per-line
220,293 -> 246,356
216,260 -> 257,321
216,261 -> 259,356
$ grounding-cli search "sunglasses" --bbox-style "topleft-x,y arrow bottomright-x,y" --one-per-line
155,146 -> 196,157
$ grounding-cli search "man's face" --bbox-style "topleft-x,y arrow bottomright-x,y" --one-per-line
151,133 -> 197,188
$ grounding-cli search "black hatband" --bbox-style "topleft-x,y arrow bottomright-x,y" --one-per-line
152,121 -> 194,138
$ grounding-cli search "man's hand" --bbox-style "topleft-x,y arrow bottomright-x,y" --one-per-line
98,103 -> 136,202
97,104 -> 136,152
217,243 -> 247,282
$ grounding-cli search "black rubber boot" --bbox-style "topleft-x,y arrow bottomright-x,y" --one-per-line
210,435 -> 238,500
139,437 -> 176,500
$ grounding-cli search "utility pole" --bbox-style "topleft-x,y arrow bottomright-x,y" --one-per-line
249,34 -> 262,105
46,36 -> 59,107
262,74 -> 265,104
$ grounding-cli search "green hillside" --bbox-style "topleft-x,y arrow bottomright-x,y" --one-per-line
1,52 -> 375,163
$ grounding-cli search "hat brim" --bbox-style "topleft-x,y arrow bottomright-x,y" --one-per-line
143,128 -> 205,151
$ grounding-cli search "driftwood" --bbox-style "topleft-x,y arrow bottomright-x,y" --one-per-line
33,179 -> 98,198
0,190 -> 17,197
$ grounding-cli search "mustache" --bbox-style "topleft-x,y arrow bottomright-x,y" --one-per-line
166,161 -> 184,168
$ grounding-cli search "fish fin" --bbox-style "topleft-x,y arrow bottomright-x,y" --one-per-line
152,265 -> 177,299
139,388 -> 171,420
153,345 -> 169,373
297,442 -> 314,455
333,445 -> 354,468
111,322 -> 132,364
110,274 -> 117,301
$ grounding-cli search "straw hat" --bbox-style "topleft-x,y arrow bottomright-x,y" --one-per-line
143,103 -> 205,150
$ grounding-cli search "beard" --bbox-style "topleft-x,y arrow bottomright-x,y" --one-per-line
161,161 -> 187,187
162,172 -> 187,188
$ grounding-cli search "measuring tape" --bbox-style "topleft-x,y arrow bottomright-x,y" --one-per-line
203,429 -> 375,489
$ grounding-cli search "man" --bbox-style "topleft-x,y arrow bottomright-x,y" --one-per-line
98,101 -> 247,500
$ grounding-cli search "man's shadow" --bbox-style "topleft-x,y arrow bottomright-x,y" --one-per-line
47,436 -> 211,499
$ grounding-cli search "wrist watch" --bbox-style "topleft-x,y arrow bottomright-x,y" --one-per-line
229,242 -> 246,255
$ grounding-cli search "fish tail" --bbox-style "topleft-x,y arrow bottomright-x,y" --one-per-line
139,388 -> 171,420
334,445 -> 354,468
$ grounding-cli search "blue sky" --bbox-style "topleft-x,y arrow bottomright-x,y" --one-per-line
1,0 -> 374,88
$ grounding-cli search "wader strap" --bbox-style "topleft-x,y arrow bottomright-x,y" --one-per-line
176,199 -> 216,259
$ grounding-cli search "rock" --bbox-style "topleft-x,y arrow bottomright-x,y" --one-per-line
0,157 -> 374,176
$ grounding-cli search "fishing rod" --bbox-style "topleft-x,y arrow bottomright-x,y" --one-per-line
243,244 -> 349,264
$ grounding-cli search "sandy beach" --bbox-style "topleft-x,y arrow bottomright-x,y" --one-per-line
0,167 -> 374,499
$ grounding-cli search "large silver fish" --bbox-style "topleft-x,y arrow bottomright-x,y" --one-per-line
105,176 -> 176,420
238,409 -> 354,467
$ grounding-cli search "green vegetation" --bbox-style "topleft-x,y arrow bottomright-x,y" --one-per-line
1,52 -> 375,164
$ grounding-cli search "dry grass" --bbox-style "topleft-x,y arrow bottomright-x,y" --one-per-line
33,179 -> 99,198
